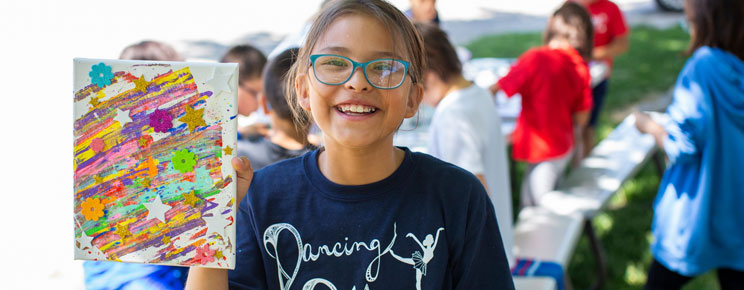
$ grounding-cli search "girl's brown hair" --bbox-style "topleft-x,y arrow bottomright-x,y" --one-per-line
544,2 -> 594,60
685,0 -> 744,60
285,0 -> 426,128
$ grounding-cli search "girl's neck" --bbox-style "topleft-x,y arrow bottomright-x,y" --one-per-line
317,136 -> 405,186
444,75 -> 473,97
547,39 -> 572,51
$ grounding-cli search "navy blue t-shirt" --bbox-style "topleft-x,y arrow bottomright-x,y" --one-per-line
228,147 -> 514,290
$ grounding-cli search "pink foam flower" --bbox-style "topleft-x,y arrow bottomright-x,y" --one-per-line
195,243 -> 215,265
90,138 -> 105,152
149,109 -> 173,133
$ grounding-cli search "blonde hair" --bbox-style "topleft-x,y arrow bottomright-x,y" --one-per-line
285,0 -> 426,128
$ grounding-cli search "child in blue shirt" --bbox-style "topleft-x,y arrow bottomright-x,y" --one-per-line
634,0 -> 744,288
186,0 -> 514,289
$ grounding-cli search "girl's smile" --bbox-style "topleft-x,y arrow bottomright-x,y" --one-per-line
298,13 -> 421,150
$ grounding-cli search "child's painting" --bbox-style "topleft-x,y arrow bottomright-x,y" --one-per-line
73,59 -> 238,269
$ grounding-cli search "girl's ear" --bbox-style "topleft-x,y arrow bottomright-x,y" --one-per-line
405,83 -> 423,118
295,73 -> 311,112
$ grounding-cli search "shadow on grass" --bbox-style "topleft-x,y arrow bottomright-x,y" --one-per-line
567,162 -> 659,289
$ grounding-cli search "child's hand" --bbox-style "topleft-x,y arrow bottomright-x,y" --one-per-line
231,156 -> 253,208
488,82 -> 500,96
633,111 -> 658,134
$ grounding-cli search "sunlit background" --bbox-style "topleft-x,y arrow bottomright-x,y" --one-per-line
0,1 -> 682,289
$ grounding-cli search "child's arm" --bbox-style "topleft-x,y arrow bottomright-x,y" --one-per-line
185,157 -> 254,290
594,34 -> 629,60
185,268 -> 229,290
488,82 -> 500,96
491,50 -> 535,96
573,111 -> 590,129
594,3 -> 630,60
634,111 -> 667,150
572,111 -> 590,160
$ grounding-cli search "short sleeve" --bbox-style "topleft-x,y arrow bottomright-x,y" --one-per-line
450,178 -> 515,289
498,51 -> 535,97
429,109 -> 485,174
662,65 -> 705,165
228,199 -> 268,290
608,2 -> 629,38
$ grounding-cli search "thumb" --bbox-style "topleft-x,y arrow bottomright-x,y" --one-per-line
231,156 -> 253,207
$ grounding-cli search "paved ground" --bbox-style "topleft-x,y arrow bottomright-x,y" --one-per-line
0,1 -> 682,289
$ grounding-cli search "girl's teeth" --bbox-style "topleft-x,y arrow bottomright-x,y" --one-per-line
338,105 -> 375,114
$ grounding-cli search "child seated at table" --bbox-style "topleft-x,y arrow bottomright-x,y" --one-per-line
220,45 -> 268,137
235,48 -> 316,170
489,2 -> 594,207
416,22 -> 514,266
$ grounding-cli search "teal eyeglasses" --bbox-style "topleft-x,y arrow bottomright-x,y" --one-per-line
309,54 -> 410,89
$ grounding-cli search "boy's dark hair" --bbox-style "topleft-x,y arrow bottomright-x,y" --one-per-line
120,40 -> 183,61
415,22 -> 461,83
220,45 -> 267,83
263,48 -> 298,121
544,2 -> 594,60
686,0 -> 744,60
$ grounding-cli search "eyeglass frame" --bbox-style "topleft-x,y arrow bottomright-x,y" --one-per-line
309,54 -> 411,90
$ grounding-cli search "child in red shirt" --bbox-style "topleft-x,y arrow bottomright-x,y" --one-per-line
490,2 -> 594,207
575,0 -> 629,156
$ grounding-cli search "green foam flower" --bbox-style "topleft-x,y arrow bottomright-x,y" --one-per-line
171,149 -> 197,173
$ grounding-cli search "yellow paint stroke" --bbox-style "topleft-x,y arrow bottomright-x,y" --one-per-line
74,121 -> 123,161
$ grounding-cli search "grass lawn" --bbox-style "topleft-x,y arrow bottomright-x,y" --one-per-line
467,26 -> 721,289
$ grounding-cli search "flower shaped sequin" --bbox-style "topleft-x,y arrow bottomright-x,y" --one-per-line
149,109 -> 173,133
171,149 -> 197,173
81,197 -> 105,221
89,62 -> 114,88
195,244 -> 215,265
90,138 -> 105,153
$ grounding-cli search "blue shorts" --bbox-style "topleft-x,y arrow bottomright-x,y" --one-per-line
588,79 -> 610,127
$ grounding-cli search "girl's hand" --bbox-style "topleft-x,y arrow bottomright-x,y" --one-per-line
231,156 -> 253,208
634,111 -> 668,150
488,82 -> 501,95
634,112 -> 658,134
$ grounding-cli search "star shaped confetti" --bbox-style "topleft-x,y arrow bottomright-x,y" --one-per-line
140,177 -> 151,188
93,174 -> 103,184
115,224 -> 131,239
206,69 -> 232,96
214,250 -> 224,260
178,106 -> 207,133
137,135 -> 152,148
114,109 -> 132,127
182,191 -> 201,208
162,235 -> 171,245
89,94 -> 101,107
223,146 -> 233,155
203,213 -> 230,238
143,194 -> 172,223
77,231 -> 94,250
133,75 -> 150,93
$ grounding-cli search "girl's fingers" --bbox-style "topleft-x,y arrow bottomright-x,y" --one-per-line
231,156 -> 254,207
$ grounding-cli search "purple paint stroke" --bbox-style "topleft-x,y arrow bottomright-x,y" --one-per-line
199,199 -> 219,214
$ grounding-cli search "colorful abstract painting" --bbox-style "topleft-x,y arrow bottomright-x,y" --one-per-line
73,59 -> 238,269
